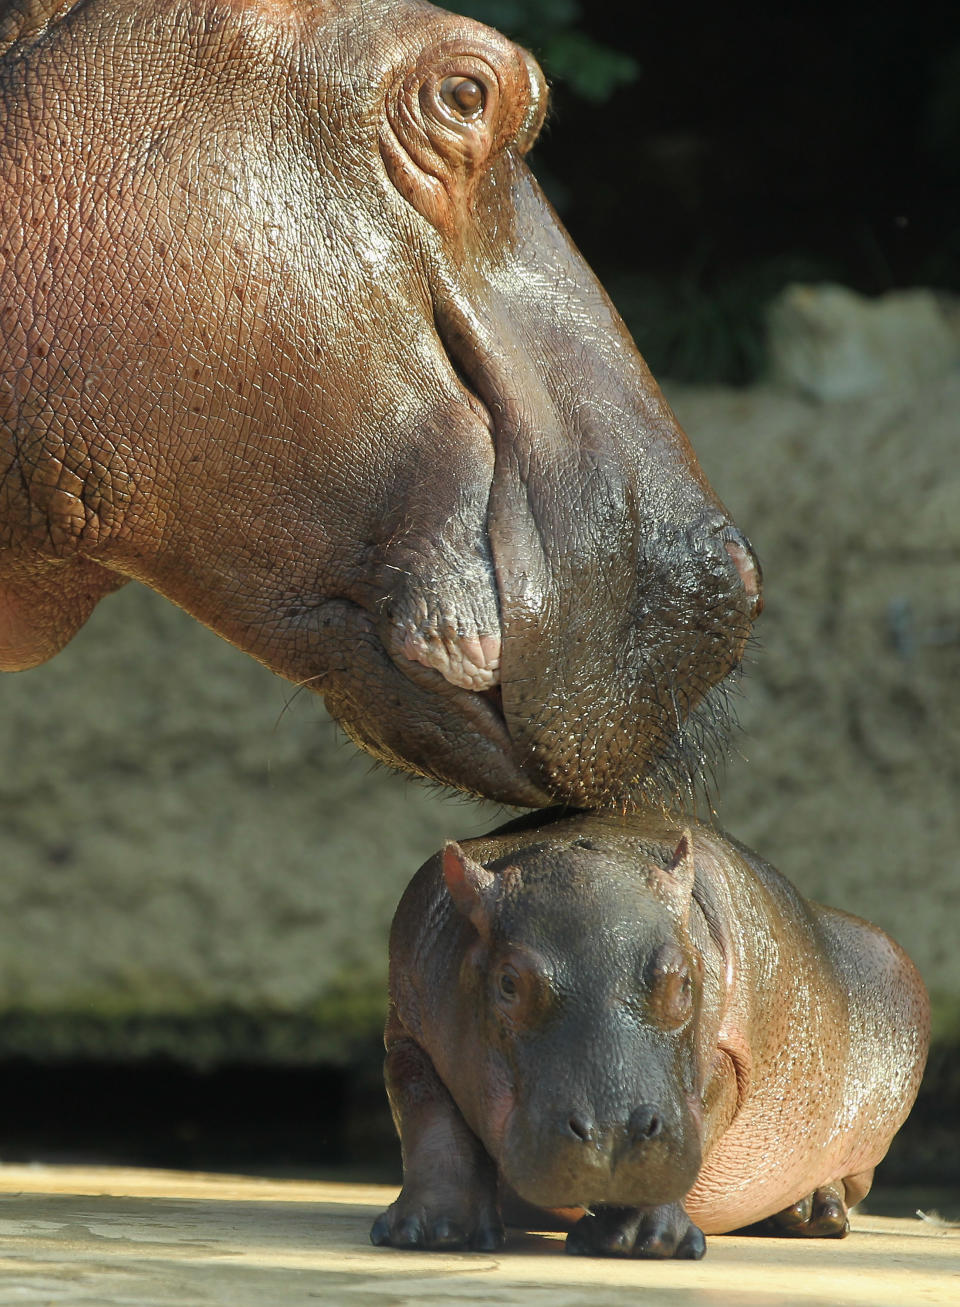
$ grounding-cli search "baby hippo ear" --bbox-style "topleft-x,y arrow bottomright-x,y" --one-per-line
651,830 -> 696,926
442,842 -> 497,940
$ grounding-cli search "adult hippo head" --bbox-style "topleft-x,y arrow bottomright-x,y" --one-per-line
0,0 -> 761,807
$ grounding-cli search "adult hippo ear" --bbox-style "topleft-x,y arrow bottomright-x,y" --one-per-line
0,0 -> 761,810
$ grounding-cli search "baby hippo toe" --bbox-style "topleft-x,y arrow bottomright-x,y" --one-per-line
370,1191 -> 504,1252
746,1182 -> 850,1239
777,1184 -> 850,1238
566,1203 -> 706,1259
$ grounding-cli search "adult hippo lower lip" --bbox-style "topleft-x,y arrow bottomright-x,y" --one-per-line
0,0 -> 761,808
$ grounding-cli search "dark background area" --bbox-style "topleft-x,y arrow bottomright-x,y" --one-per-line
3,1051 -> 956,1208
461,0 -> 960,382
2,0 -> 957,1195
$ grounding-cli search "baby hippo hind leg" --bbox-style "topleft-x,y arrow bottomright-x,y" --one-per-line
743,1171 -> 874,1240
566,1203 -> 706,1259
371,1011 -> 504,1252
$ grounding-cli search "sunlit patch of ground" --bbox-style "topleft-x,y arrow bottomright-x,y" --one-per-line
0,1166 -> 957,1306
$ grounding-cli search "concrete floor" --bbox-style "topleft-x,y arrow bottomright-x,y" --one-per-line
0,1165 -> 957,1307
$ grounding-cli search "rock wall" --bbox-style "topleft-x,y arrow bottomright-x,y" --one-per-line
0,586 -> 502,1064
684,286 -> 960,1047
1,286 -> 957,1063
673,372 -> 960,1045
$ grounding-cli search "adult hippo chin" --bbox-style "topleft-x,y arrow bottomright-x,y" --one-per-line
0,0 -> 762,808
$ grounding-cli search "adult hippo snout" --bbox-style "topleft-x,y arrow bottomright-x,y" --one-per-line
0,0 -> 760,808
334,9 -> 761,805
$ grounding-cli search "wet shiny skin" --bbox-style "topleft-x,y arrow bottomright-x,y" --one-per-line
0,0 -> 760,807
376,811 -> 929,1254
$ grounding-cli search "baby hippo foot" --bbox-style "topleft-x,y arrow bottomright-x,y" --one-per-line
741,1182 -> 850,1239
370,1182 -> 505,1252
566,1202 -> 706,1259
769,1183 -> 850,1238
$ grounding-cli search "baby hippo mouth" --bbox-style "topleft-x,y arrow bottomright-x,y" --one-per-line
497,1094 -> 703,1213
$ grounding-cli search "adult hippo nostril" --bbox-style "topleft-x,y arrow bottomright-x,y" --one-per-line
723,528 -> 764,619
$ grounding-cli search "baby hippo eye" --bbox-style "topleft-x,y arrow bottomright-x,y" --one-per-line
490,951 -> 553,1029
440,75 -> 486,118
497,964 -> 520,1002
659,966 -> 693,1026
646,946 -> 697,1029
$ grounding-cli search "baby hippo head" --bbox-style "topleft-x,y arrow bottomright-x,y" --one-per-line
442,831 -> 707,1210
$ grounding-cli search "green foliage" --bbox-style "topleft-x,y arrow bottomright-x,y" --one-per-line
449,0 -> 639,103
537,30 -> 638,104
454,0 -> 579,28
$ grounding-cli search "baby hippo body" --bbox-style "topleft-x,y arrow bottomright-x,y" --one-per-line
372,811 -> 929,1257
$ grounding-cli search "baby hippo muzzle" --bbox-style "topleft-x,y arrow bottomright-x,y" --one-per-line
499,1090 -> 701,1215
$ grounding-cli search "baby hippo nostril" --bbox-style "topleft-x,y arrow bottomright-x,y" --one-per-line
627,1103 -> 663,1143
567,1112 -> 595,1143
723,528 -> 764,619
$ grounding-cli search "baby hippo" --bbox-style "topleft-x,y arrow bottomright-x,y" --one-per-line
371,811 -> 929,1258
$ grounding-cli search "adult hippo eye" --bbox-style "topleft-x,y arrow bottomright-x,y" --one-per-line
440,75 -> 486,119
384,44 -> 533,229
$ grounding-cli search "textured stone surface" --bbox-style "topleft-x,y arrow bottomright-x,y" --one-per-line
671,368 -> 960,1040
0,585 -> 503,1062
1,353 -> 959,1060
767,283 -> 959,401
0,1167 -> 957,1306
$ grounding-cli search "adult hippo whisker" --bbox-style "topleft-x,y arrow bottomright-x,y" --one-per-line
270,670 -> 335,734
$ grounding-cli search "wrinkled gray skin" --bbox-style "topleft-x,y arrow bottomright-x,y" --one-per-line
0,0 -> 761,809
373,811 -> 929,1257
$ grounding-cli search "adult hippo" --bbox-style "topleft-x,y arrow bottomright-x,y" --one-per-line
0,0 -> 761,808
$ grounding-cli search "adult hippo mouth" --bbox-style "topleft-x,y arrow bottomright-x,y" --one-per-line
322,223 -> 761,809
327,323 -> 761,810
0,0 -> 760,811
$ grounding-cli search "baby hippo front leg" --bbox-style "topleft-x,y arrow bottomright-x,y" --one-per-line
567,1203 -> 706,1259
370,1008 -> 504,1252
